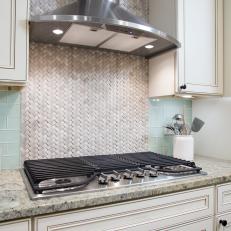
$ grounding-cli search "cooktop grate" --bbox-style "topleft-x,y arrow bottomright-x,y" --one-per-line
24,157 -> 96,184
115,152 -> 197,168
79,155 -> 139,172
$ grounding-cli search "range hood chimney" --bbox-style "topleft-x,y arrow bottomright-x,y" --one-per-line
108,0 -> 119,4
30,0 -> 180,58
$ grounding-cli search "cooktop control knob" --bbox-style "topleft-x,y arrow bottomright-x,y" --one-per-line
145,166 -> 158,177
98,173 -> 109,184
149,169 -> 158,177
123,169 -> 133,179
111,170 -> 121,182
134,168 -> 145,178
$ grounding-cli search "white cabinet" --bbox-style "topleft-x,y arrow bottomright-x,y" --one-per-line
149,51 -> 176,97
149,0 -> 223,97
216,213 -> 231,231
177,0 -> 223,95
217,183 -> 231,214
35,187 -> 214,231
0,219 -> 31,231
216,183 -> 231,231
0,0 -> 29,84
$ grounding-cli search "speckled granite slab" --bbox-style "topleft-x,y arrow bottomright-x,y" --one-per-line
1,156 -> 231,222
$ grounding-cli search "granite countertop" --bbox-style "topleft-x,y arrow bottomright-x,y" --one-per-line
1,155 -> 231,222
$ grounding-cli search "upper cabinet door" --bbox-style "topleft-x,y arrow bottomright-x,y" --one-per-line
0,0 -> 28,84
177,0 -> 223,95
149,0 -> 223,98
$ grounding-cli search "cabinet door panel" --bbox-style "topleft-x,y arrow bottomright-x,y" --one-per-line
39,217 -> 213,231
0,0 -> 15,69
218,183 -> 231,214
0,0 -> 28,83
184,0 -> 216,86
0,219 -> 31,231
177,0 -> 223,95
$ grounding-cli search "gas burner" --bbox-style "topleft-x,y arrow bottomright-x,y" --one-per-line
158,165 -> 201,176
22,152 -> 205,200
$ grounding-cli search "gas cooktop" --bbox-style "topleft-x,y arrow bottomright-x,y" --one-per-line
21,152 -> 207,200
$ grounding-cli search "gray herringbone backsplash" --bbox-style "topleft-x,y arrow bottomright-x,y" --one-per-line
21,0 -> 149,160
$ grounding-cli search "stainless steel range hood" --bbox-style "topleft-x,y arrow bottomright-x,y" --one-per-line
30,0 -> 180,58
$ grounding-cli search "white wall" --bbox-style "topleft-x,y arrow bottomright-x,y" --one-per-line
192,0 -> 231,160
193,98 -> 231,160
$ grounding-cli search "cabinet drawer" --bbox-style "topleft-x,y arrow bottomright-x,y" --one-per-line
0,219 -> 31,231
218,183 -> 231,214
35,187 -> 214,231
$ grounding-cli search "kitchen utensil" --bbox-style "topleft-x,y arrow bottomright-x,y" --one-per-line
172,114 -> 184,121
190,117 -> 205,133
172,114 -> 186,135
180,123 -> 188,135
164,125 -> 176,134
173,122 -> 181,135
184,124 -> 191,135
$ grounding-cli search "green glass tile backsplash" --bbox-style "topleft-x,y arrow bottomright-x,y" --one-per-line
0,91 -> 20,170
0,90 -> 192,169
149,98 -> 192,156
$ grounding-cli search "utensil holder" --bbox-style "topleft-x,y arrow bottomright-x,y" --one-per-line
173,135 -> 194,161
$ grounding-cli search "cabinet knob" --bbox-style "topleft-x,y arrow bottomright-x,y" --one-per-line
220,220 -> 228,227
180,84 -> 187,90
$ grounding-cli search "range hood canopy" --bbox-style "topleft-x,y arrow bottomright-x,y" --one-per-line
30,0 -> 180,58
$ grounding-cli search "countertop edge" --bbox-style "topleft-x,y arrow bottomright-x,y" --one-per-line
1,173 -> 231,222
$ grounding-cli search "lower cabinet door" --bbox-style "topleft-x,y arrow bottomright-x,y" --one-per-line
0,219 -> 31,231
217,213 -> 231,231
217,183 -> 231,214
